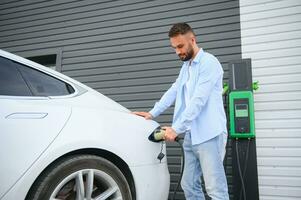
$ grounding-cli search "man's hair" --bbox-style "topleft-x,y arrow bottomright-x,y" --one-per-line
168,22 -> 195,38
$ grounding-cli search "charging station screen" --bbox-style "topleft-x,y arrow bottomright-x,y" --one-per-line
235,104 -> 248,117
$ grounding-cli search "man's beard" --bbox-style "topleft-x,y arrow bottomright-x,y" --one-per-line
178,46 -> 194,61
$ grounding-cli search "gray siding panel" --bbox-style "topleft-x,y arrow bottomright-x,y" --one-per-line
0,1 -> 235,36
0,0 -> 242,199
240,0 -> 301,199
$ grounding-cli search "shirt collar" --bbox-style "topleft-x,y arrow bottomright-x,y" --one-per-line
185,48 -> 204,66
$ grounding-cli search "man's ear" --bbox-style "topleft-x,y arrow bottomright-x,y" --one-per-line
187,32 -> 196,44
190,36 -> 197,45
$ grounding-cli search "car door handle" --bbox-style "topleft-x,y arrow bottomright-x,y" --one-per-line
6,112 -> 48,119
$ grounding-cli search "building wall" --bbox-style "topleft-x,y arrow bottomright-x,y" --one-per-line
0,0 -> 243,199
240,0 -> 301,199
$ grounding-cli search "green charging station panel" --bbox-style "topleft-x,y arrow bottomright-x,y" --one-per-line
229,91 -> 255,138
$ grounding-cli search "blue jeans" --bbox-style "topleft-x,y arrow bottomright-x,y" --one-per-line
181,132 -> 229,200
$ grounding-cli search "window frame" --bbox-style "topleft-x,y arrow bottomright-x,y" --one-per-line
20,48 -> 62,72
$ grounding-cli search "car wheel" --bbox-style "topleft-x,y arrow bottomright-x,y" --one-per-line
26,155 -> 132,200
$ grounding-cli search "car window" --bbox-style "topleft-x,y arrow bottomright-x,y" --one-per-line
0,56 -> 32,96
17,61 -> 75,96
0,56 -> 75,97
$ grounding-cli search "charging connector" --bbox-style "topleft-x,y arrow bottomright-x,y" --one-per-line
148,127 -> 185,200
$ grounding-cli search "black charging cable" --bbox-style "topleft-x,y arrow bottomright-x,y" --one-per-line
235,139 -> 246,200
235,138 -> 251,200
171,137 -> 185,200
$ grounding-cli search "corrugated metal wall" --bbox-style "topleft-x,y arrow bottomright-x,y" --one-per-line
240,0 -> 301,199
0,0 -> 242,199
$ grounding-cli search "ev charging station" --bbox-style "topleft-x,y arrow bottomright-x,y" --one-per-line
227,59 -> 259,200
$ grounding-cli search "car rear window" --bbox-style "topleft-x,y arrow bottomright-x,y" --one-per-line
0,56 -> 75,97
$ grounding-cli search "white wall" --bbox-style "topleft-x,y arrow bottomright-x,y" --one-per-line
239,0 -> 301,199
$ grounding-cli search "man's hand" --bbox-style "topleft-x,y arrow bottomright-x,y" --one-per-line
132,111 -> 153,120
162,126 -> 177,141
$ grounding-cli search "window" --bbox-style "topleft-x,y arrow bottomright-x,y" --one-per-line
0,57 -> 32,96
18,63 -> 75,96
0,56 -> 75,97
27,54 -> 57,70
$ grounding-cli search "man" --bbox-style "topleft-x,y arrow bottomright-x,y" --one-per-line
133,23 -> 229,200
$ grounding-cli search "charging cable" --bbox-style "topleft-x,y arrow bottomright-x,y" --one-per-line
171,137 -> 184,200
235,138 -> 251,200
149,128 -> 185,200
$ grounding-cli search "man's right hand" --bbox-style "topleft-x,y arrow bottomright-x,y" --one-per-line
132,111 -> 153,120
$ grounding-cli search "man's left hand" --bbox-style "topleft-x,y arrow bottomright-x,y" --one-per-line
162,126 -> 177,141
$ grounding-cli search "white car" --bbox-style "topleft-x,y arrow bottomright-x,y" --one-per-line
0,49 -> 170,200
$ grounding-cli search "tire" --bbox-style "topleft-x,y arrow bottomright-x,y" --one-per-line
26,155 -> 132,200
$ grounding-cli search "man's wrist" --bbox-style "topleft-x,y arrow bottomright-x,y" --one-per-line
172,124 -> 185,134
148,112 -> 153,119
149,109 -> 159,119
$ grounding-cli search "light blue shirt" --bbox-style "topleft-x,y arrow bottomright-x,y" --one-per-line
149,49 -> 227,145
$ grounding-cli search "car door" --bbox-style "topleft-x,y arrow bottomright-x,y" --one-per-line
0,56 -> 72,198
